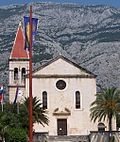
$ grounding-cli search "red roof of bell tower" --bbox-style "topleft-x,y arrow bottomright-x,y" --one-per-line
10,23 -> 29,59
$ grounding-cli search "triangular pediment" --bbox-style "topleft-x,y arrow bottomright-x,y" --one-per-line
32,56 -> 96,78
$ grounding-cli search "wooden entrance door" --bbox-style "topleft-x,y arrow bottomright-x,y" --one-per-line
57,119 -> 67,136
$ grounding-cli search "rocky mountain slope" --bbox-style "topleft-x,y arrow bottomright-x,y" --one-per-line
0,2 -> 120,94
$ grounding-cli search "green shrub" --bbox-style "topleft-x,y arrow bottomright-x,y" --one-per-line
5,127 -> 28,142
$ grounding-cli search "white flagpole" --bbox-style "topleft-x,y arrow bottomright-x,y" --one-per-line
17,102 -> 19,114
1,87 -> 3,112
1,101 -> 3,112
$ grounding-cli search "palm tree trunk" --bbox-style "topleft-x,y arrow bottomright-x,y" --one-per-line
108,114 -> 112,133
108,114 -> 112,142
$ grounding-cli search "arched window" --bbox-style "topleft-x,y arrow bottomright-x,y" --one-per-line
42,91 -> 47,109
98,122 -> 106,132
14,68 -> 18,80
21,68 -> 26,80
75,91 -> 80,109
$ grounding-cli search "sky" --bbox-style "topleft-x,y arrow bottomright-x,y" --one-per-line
0,0 -> 120,8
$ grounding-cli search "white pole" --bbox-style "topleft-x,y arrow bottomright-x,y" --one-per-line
1,102 -> 3,112
1,89 -> 3,112
17,102 -> 19,114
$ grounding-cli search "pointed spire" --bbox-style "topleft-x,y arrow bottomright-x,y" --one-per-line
10,22 -> 29,59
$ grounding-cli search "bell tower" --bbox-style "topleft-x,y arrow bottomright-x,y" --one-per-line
9,23 -> 29,102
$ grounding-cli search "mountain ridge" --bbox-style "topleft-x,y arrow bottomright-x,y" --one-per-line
0,2 -> 120,95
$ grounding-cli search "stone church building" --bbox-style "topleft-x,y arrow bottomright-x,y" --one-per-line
8,24 -> 116,141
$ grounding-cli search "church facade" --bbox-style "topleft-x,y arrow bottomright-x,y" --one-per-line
26,55 -> 97,136
8,24 -> 116,140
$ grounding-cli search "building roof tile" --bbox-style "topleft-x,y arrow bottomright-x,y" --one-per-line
10,23 -> 28,59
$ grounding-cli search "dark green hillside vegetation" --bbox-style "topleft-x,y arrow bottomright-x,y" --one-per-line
0,5 -> 27,19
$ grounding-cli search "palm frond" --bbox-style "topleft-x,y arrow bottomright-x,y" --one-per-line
90,87 -> 120,131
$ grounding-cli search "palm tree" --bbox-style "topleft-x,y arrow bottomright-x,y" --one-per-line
20,96 -> 48,131
90,87 -> 120,133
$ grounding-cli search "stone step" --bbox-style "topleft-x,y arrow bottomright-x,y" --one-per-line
48,135 -> 89,142
49,141 -> 72,142
33,134 -> 89,142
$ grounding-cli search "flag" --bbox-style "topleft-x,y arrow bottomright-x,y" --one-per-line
24,16 -> 38,50
0,84 -> 3,103
13,86 -> 23,104
13,86 -> 19,104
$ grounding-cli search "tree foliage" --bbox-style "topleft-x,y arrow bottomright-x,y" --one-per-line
5,128 -> 27,142
20,96 -> 48,126
90,87 -> 120,132
0,97 -> 48,141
